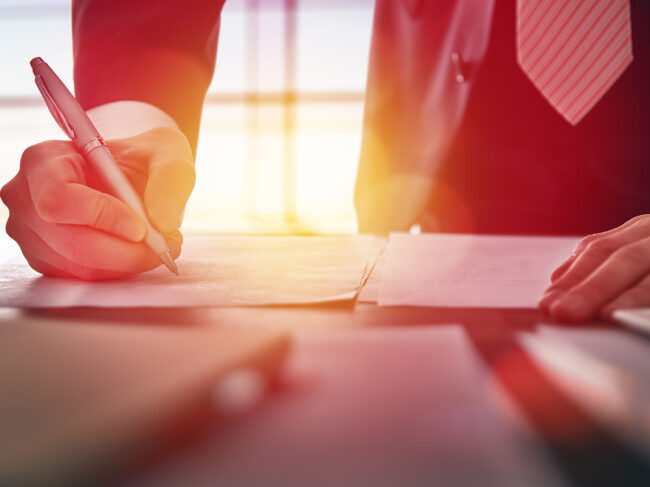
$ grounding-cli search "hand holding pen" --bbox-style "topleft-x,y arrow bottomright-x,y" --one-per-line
0,58 -> 195,280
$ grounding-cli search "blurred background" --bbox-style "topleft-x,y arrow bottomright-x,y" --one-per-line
0,0 -> 374,234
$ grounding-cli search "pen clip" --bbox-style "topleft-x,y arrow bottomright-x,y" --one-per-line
34,75 -> 75,139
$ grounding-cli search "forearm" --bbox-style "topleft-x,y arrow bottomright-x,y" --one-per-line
72,0 -> 225,154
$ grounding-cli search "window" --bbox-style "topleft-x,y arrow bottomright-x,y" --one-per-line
0,0 -> 375,234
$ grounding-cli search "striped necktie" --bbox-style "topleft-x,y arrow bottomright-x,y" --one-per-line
516,0 -> 633,125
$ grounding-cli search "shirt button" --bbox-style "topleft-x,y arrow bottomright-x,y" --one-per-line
451,52 -> 466,83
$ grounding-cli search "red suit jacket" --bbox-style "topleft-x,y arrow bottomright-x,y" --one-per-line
73,0 -> 650,235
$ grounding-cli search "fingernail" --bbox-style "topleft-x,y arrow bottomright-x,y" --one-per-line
150,198 -> 182,233
550,294 -> 589,321
538,289 -> 564,311
118,217 -> 146,242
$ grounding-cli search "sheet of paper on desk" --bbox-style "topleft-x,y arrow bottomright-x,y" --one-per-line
378,233 -> 580,308
519,326 -> 650,457
0,235 -> 378,308
534,325 -> 650,380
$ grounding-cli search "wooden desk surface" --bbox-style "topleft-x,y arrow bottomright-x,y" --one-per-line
10,303 -> 650,487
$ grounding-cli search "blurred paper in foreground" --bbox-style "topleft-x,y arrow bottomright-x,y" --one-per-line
519,326 -> 650,458
0,314 -> 288,486
378,233 -> 580,308
0,235 -> 378,307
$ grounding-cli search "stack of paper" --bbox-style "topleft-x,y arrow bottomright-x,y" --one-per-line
0,235 -> 379,308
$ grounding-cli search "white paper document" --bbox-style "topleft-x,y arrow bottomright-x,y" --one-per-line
519,325 -> 650,457
0,235 -> 377,308
378,233 -> 580,308
613,308 -> 650,335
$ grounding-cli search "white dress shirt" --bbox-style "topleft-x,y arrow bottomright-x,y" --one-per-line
86,101 -> 179,140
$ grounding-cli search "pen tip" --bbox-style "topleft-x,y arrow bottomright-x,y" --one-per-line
160,252 -> 179,276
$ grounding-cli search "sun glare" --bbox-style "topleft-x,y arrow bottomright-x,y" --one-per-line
0,0 -> 374,236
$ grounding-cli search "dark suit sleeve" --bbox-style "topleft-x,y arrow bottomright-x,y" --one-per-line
356,0 -> 466,186
354,0 -> 493,231
72,0 -> 226,153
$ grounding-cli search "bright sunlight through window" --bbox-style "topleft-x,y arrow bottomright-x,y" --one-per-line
0,0 -> 374,235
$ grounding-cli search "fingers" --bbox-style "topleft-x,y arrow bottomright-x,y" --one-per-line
145,155 -> 195,233
540,219 -> 650,311
602,273 -> 650,319
34,182 -> 146,242
107,127 -> 195,234
11,214 -> 182,280
5,173 -> 182,278
540,216 -> 650,321
542,238 -> 622,303
549,254 -> 577,282
24,145 -> 146,242
143,129 -> 195,233
23,254 -> 77,279
36,221 -> 181,274
8,218 -> 149,281
3,138 -> 187,280
549,215 -> 650,284
548,238 -> 650,321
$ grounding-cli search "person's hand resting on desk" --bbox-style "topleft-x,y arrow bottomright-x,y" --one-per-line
0,127 -> 195,281
539,215 -> 650,322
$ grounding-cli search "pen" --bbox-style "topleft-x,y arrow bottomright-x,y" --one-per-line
30,57 -> 178,275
